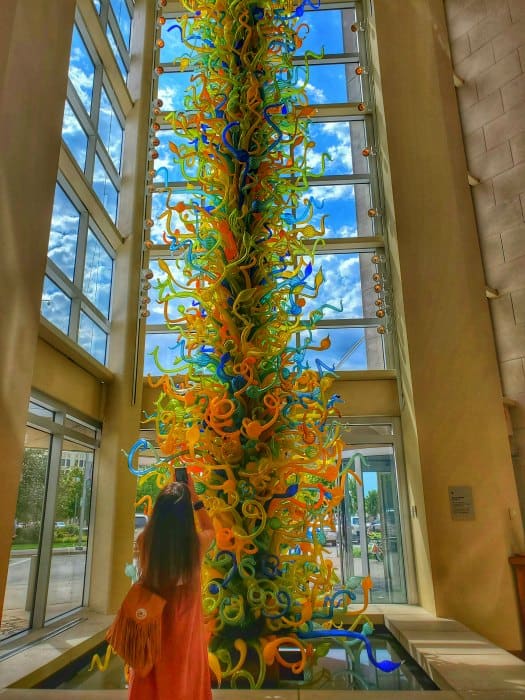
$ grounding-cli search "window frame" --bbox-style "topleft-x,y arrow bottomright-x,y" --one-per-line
143,0 -> 394,375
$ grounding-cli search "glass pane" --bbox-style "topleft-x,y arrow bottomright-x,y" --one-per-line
48,184 -> 81,280
28,401 -> 54,419
157,72 -> 193,112
98,88 -> 123,172
106,25 -> 127,79
305,120 -> 368,176
301,63 -> 363,104
69,26 -> 95,115
109,0 -> 132,49
83,230 -> 113,318
301,252 -> 371,320
299,326 -> 385,371
93,0 -> 101,12
149,189 -> 203,244
61,102 -> 88,171
296,8 -> 359,55
64,416 -> 98,440
144,333 -> 180,375
160,18 -> 197,62
41,277 -> 71,335
92,156 -> 119,222
303,182 -> 374,238
46,441 -> 94,621
155,130 -> 198,182
1,427 -> 50,639
78,312 -> 108,364
147,258 -> 198,326
339,446 -> 407,604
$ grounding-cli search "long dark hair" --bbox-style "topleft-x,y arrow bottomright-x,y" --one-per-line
139,482 -> 200,593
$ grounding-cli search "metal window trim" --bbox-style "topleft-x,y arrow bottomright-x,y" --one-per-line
77,0 -> 133,115
94,140 -> 121,191
45,260 -> 110,333
79,301 -> 111,336
57,155 -> 123,249
30,389 -> 103,434
107,8 -> 131,70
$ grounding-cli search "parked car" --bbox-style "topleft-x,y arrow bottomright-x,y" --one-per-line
323,525 -> 338,546
350,515 -> 360,543
367,519 -> 382,533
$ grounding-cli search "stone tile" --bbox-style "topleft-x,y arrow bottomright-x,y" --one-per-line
447,0 -> 480,21
492,317 -> 525,361
493,20 -> 525,61
500,358 -> 525,394
501,223 -> 525,260
479,230 -> 505,265
456,42 -> 495,81
0,694 -> 126,699
485,104 -> 525,149
476,197 -> 522,237
458,81 -> 480,110
511,287 -> 525,324
299,694 -> 460,700
451,33 -> 471,64
502,71 -> 525,111
463,90 -> 503,134
468,5 -> 512,53
493,164 -> 525,204
458,691 -> 525,699
510,131 -> 525,164
449,0 -> 488,41
477,51 -> 522,99
472,179 -> 496,212
508,0 -> 525,23
214,692 -> 298,700
469,140 -> 513,179
429,652 -> 525,691
464,126 -> 486,157
490,294 -> 517,336
504,391 -> 525,428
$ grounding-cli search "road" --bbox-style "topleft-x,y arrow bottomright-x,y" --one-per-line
4,550 -> 86,614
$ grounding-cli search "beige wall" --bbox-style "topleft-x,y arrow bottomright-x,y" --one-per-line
371,0 -> 525,649
0,0 -> 76,622
444,0 -> 525,540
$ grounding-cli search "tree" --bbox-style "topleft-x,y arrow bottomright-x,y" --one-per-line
15,449 -> 48,524
365,489 -> 379,519
55,466 -> 84,521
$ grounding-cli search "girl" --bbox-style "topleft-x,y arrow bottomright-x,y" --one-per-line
129,476 -> 214,700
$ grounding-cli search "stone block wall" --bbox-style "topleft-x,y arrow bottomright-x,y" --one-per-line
445,0 -> 525,518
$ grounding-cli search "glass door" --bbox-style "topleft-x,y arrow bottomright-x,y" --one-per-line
1,426 -> 50,638
45,441 -> 94,622
327,419 -> 413,604
1,396 -> 99,640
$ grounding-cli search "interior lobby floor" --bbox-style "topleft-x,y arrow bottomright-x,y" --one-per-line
1,606 -> 524,698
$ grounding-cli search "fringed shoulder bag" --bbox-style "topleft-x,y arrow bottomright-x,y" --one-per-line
106,583 -> 167,677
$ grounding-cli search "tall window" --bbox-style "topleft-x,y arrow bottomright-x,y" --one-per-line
142,0 -> 392,375
41,3 -> 133,365
1,397 -> 99,639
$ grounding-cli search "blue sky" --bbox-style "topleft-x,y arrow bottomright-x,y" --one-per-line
142,8 -> 382,376
46,6 -> 382,373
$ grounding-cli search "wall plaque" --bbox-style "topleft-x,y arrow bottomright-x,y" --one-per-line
448,486 -> 475,520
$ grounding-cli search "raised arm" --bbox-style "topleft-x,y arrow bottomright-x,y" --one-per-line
187,472 -> 214,551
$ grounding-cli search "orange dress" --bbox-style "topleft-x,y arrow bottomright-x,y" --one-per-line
128,577 -> 212,700
129,533 -> 212,700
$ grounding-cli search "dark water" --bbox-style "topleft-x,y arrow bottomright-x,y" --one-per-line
37,625 -> 439,692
